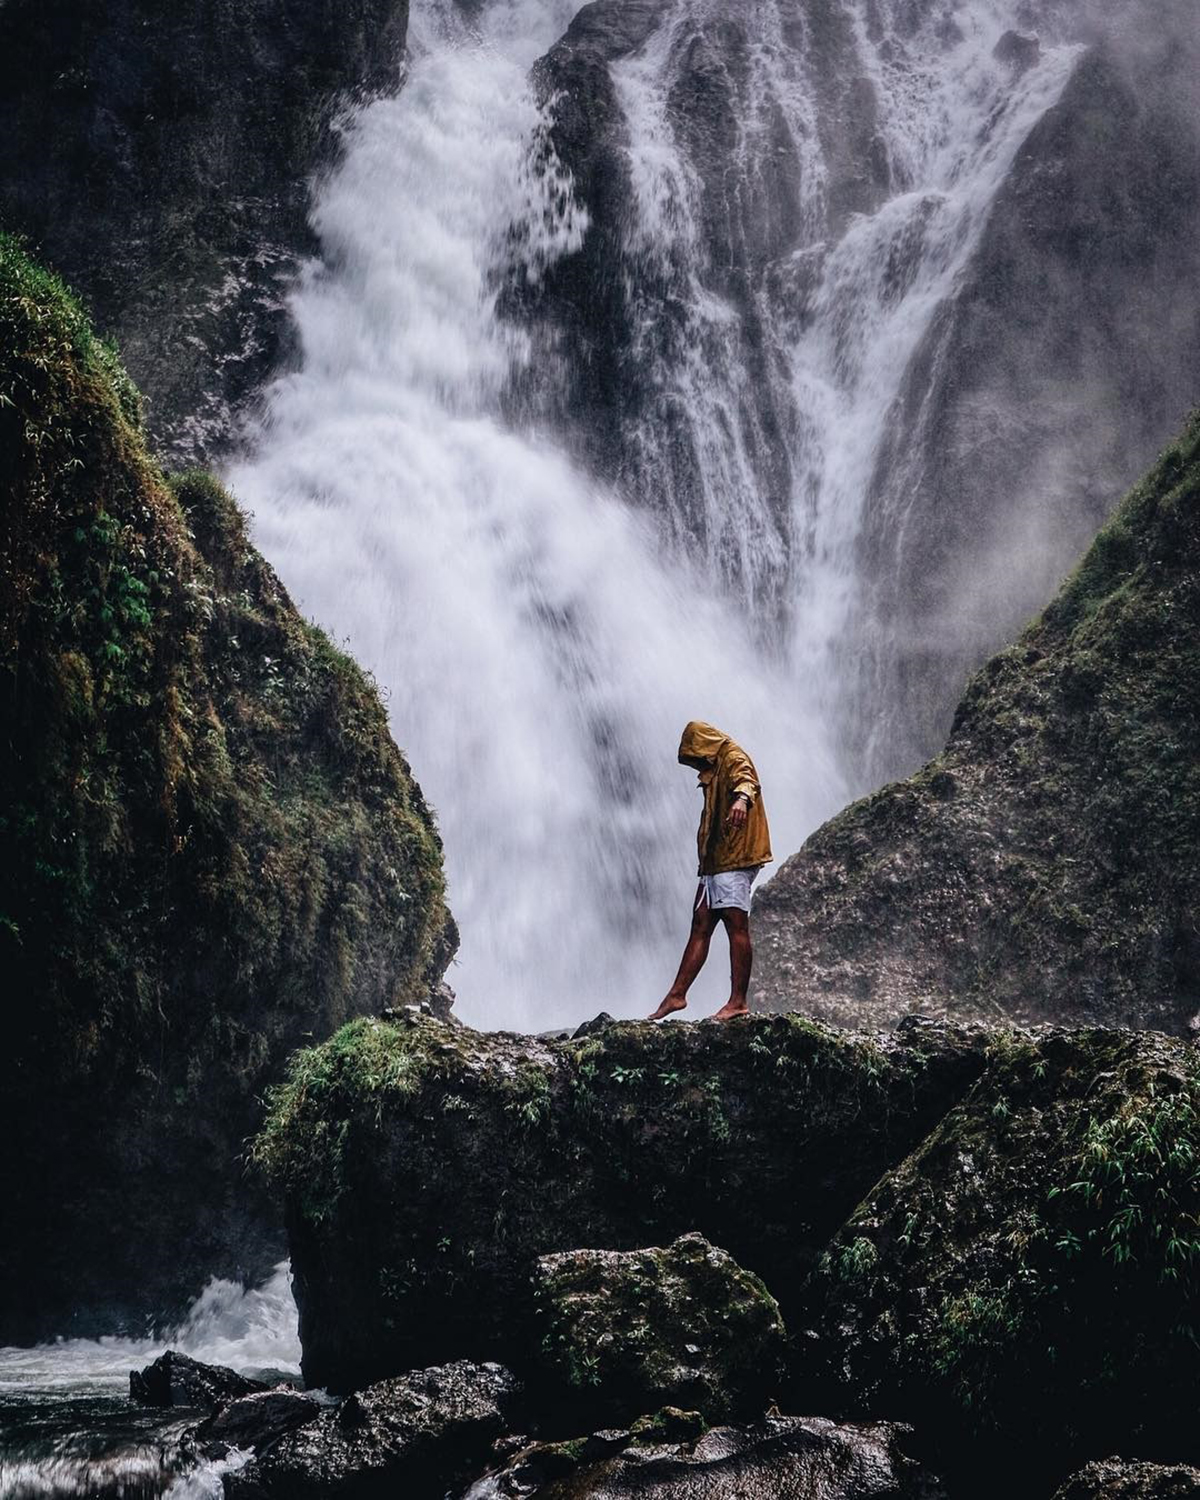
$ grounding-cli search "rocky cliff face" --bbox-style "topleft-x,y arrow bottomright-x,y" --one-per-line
0,238 -> 453,1340
854,27 -> 1200,778
752,413 -> 1200,1033
0,0 -> 409,464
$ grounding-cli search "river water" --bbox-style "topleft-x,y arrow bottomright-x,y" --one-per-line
0,1268 -> 299,1498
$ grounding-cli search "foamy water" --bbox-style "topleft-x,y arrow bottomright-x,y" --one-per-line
0,1266 -> 300,1498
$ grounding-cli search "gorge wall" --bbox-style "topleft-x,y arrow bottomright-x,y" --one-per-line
0,0 -> 410,464
0,238 -> 453,1341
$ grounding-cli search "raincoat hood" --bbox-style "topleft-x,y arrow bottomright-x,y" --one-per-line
678,720 -> 728,771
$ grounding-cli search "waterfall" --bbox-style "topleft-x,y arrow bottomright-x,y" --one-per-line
227,0 -> 1082,1032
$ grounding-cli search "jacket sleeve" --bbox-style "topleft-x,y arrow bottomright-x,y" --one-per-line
724,744 -> 760,804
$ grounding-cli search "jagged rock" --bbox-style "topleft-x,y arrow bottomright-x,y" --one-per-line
534,1233 -> 785,1424
226,1361 -> 518,1499
256,1011 -> 991,1390
197,1387 -> 322,1452
754,416 -> 1200,1033
0,241 -> 454,1342
572,1013 -> 616,1040
992,30 -> 1041,71
130,1351 -> 265,1411
1053,1459 -> 1200,1499
813,1030 -> 1200,1490
459,1415 -> 944,1499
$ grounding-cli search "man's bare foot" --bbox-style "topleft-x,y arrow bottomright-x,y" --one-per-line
711,999 -> 749,1021
648,994 -> 688,1021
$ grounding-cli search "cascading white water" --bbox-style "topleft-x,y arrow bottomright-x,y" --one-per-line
227,0 -> 1083,1032
227,0 -> 841,1032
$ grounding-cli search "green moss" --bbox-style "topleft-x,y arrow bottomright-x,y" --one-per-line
0,236 -> 453,1332
755,411 -> 1200,1033
251,1012 -> 991,1390
629,1408 -> 709,1445
817,1031 -> 1200,1469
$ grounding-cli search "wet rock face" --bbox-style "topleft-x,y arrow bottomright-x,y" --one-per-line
227,1361 -> 518,1499
534,1233 -> 786,1424
514,1 -> 1200,770
129,1351 -> 265,1411
0,0 -> 409,464
752,416 -> 1200,1033
853,33 -> 1200,780
197,1388 -> 322,1453
1053,1460 -> 1200,1500
255,1011 -> 991,1391
813,1030 -> 1200,1490
463,1416 -> 944,1500
510,0 -> 879,604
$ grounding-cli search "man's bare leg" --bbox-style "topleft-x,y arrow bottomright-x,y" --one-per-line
649,888 -> 719,1019
711,908 -> 752,1020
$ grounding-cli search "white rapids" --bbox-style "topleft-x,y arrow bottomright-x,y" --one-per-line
0,1265 -> 300,1499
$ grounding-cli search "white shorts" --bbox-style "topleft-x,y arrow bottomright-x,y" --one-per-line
696,866 -> 764,914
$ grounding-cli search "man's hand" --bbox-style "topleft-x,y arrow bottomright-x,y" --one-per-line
726,794 -> 749,830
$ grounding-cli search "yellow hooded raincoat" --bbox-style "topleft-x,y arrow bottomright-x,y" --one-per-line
678,720 -> 773,876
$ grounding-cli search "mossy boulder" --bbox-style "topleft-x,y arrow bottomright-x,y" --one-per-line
255,1009 -> 992,1390
534,1232 -> 785,1425
0,238 -> 453,1339
753,415 -> 1200,1034
813,1029 -> 1200,1491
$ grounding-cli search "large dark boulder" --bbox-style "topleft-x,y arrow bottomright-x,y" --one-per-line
0,0 -> 410,463
130,1351 -> 264,1411
534,1232 -> 786,1425
0,240 -> 454,1340
197,1387 -> 323,1452
753,415 -> 1200,1033
461,1415 -> 945,1500
812,1029 -> 1200,1493
227,1361 -> 518,1499
254,1009 -> 992,1390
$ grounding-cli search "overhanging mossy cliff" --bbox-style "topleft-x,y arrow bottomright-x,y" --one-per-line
0,237 -> 454,1340
753,414 -> 1200,1032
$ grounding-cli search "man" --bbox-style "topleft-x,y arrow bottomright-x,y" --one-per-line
649,720 -> 772,1022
